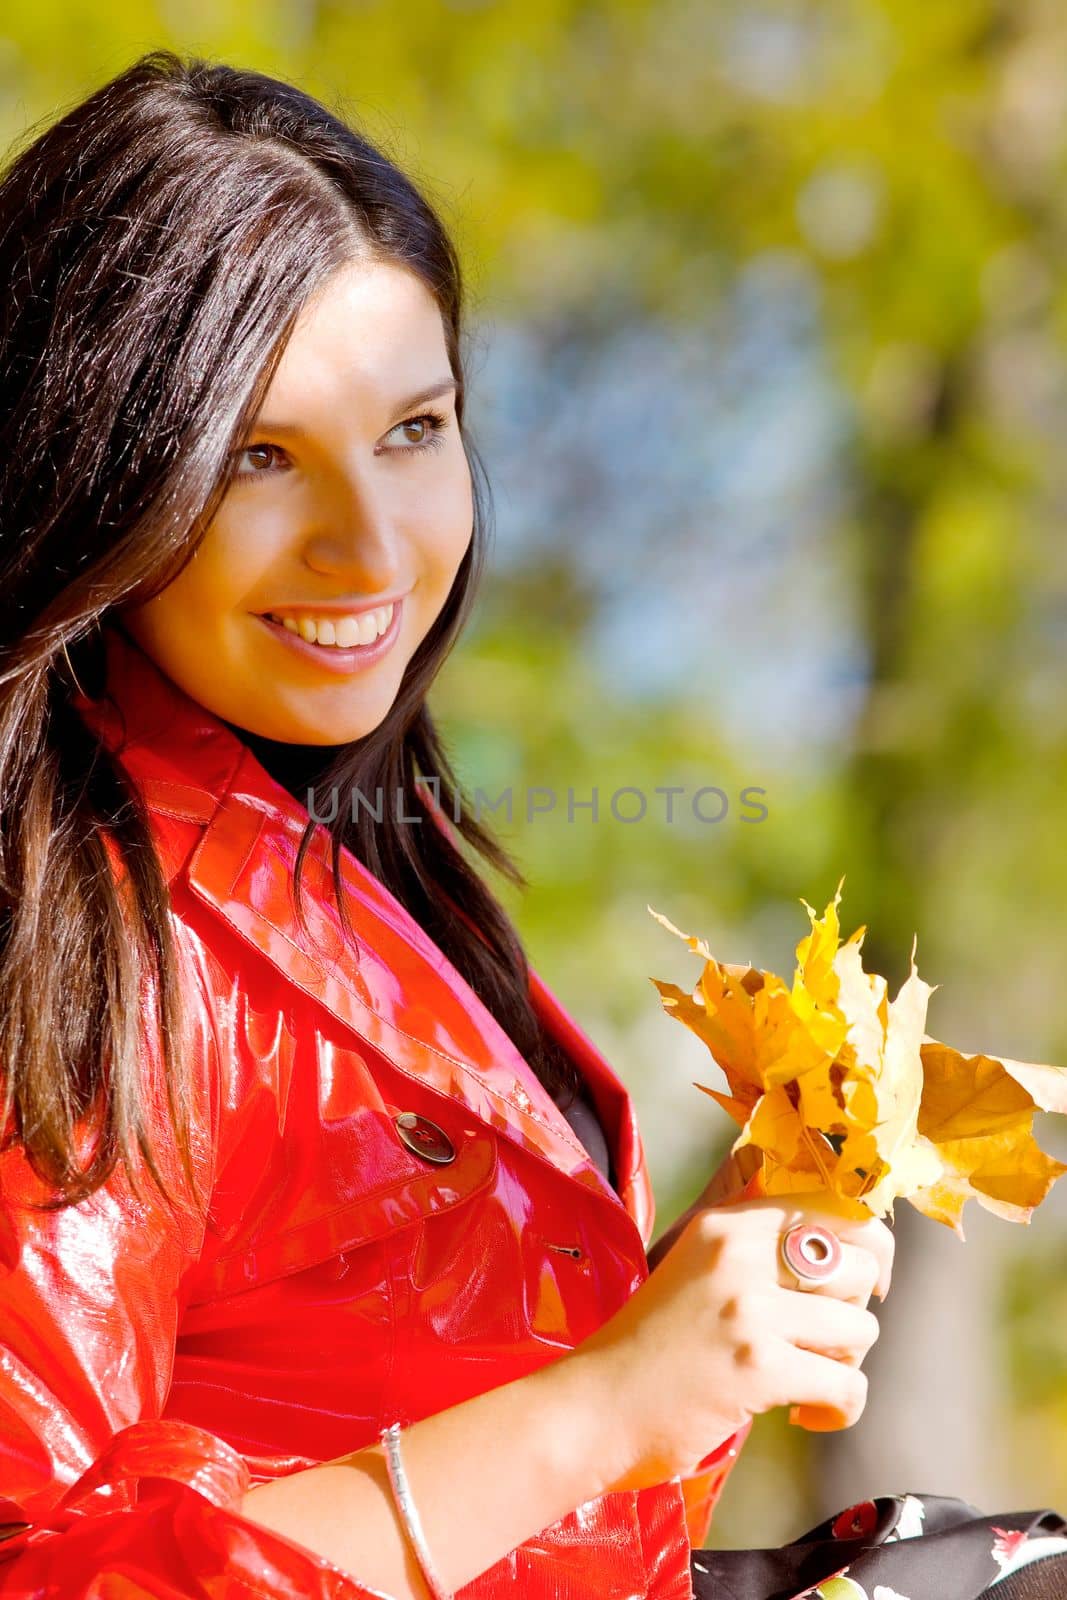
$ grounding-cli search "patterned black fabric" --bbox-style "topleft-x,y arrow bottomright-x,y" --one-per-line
689,1492 -> 1067,1599
979,1555 -> 1067,1598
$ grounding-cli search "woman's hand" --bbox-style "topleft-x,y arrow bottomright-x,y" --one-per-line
646,1144 -> 762,1271
695,1143 -> 764,1208
571,1192 -> 894,1493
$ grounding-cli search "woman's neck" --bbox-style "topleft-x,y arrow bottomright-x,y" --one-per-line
223,720 -> 347,808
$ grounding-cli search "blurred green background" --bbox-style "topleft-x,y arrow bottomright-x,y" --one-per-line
7,0 -> 1067,1548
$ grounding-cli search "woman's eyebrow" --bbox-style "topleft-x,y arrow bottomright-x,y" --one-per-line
253,377 -> 458,437
393,377 -> 458,412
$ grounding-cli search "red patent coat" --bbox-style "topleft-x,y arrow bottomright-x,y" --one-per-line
0,622 -> 747,1598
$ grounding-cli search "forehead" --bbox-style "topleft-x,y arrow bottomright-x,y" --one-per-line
262,258 -> 448,410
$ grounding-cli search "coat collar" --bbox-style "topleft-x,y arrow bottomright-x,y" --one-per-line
71,623 -> 653,1246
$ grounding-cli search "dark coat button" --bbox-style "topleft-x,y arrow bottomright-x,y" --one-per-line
394,1112 -> 456,1165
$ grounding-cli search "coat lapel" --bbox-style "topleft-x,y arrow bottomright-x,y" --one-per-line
73,624 -> 654,1244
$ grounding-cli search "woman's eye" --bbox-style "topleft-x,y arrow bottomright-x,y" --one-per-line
231,410 -> 450,483
234,442 -> 288,478
383,410 -> 449,456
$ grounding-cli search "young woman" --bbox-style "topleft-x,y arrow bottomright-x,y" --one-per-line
0,50 -> 1059,1600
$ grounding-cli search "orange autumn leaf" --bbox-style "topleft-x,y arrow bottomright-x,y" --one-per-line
648,882 -> 1067,1235
908,1040 -> 1067,1236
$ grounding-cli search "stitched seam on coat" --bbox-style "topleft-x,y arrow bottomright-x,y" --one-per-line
203,870 -> 592,1170
207,1141 -> 494,1271
190,749 -> 597,1170
218,761 -> 593,1164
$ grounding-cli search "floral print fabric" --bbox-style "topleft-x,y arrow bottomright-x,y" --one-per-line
690,1492 -> 1067,1599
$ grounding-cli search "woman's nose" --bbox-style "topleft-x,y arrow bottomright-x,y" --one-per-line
300,473 -> 404,586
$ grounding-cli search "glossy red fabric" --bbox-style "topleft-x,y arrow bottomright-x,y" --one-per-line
0,622 -> 748,1597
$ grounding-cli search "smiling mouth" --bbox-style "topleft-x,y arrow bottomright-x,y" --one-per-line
251,602 -> 404,674
256,602 -> 397,651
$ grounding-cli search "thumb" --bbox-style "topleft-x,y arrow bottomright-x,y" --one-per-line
705,1146 -> 764,1208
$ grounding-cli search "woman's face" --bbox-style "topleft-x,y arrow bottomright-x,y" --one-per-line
118,256 -> 474,745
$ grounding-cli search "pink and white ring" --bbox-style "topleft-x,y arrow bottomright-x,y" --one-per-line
779,1222 -> 843,1287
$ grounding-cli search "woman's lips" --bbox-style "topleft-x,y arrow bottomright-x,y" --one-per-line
253,601 -> 403,676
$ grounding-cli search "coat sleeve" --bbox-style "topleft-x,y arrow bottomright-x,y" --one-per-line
676,1420 -> 752,1549
0,916 -> 391,1600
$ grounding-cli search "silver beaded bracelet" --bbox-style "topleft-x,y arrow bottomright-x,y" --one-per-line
380,1422 -> 454,1600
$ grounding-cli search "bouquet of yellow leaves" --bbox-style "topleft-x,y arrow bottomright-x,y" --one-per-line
648,880 -> 1067,1236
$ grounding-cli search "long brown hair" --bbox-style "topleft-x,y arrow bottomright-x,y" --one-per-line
0,50 -> 580,1213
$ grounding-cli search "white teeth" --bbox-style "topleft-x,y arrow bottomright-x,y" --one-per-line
268,604 -> 395,648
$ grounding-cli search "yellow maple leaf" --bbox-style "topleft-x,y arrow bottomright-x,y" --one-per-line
648,883 -> 1067,1233
907,1040 -> 1067,1238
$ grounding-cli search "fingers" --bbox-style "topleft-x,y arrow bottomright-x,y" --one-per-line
830,1215 -> 894,1302
772,1197 -> 895,1301
774,1276 -> 881,1433
768,1340 -> 871,1430
778,1239 -> 882,1307
776,1288 -> 881,1363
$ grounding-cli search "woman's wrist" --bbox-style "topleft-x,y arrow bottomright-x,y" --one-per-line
518,1342 -> 634,1502
239,1348 -> 636,1596
647,1204 -> 698,1274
